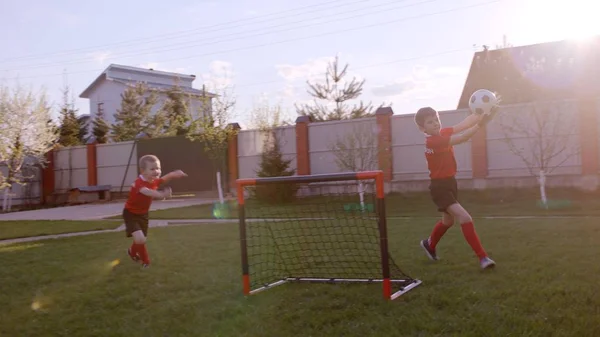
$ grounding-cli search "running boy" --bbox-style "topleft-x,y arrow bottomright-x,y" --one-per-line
123,154 -> 187,268
415,106 -> 497,269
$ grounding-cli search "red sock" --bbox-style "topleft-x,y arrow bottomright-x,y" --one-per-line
138,243 -> 150,264
460,222 -> 487,259
129,243 -> 139,256
429,221 -> 451,250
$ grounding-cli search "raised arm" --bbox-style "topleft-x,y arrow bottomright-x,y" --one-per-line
161,170 -> 188,183
451,113 -> 483,134
140,186 -> 172,199
449,109 -> 497,145
449,124 -> 482,145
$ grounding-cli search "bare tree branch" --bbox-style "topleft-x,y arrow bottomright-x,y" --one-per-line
329,122 -> 379,172
497,100 -> 580,181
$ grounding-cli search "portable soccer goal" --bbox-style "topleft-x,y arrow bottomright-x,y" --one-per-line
236,170 -> 422,300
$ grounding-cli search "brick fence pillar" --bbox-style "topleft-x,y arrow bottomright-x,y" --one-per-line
228,123 -> 241,193
578,99 -> 599,191
375,107 -> 393,181
41,150 -> 55,204
295,116 -> 312,175
86,142 -> 98,186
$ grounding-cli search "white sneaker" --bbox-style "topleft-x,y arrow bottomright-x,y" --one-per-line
480,257 -> 496,269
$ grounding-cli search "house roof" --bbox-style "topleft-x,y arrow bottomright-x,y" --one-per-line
457,36 -> 600,109
112,78 -> 216,97
79,63 -> 215,98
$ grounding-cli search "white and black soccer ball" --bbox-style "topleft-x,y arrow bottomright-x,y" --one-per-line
469,89 -> 498,115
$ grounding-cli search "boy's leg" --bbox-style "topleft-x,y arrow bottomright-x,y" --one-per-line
420,212 -> 454,261
430,212 -> 454,249
131,230 -> 150,266
421,179 -> 457,260
446,203 -> 495,268
124,210 -> 141,262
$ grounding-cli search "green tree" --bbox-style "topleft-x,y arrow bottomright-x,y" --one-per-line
253,128 -> 297,204
162,84 -> 192,136
92,109 -> 110,144
0,84 -> 58,210
295,56 -> 379,121
57,85 -> 81,147
187,86 -> 238,204
111,83 -> 159,142
77,115 -> 90,144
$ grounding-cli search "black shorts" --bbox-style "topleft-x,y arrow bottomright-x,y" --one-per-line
123,209 -> 149,237
429,176 -> 458,213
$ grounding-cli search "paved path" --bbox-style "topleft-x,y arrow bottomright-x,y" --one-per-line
0,218 -> 230,246
2,214 -> 597,246
0,217 -> 332,246
0,197 -> 223,221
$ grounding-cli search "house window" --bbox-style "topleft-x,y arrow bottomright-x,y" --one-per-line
97,102 -> 104,116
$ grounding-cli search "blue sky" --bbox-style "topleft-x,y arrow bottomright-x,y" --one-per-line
1,0 -> 597,128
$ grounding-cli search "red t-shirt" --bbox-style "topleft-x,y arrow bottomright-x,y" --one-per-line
425,127 -> 457,179
124,176 -> 164,214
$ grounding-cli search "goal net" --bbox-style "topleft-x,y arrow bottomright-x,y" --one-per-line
236,170 -> 421,300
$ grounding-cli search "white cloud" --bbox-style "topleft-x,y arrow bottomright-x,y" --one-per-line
273,55 -> 366,103
200,60 -> 235,91
372,80 -> 417,97
370,64 -> 466,103
135,62 -> 188,75
276,56 -> 332,83
88,51 -> 112,65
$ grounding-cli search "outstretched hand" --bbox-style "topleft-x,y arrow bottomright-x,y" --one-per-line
162,187 -> 172,199
171,170 -> 188,178
478,105 -> 499,126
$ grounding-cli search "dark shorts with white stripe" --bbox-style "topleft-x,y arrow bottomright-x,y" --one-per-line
429,176 -> 458,213
123,209 -> 149,237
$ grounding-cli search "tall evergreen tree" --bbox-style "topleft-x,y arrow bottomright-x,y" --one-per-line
92,108 -> 110,144
254,131 -> 297,203
77,115 -> 90,144
111,83 -> 158,142
161,84 -> 191,136
57,85 -> 81,147
295,56 -> 379,121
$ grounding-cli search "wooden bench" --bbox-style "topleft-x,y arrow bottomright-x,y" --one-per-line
68,185 -> 112,204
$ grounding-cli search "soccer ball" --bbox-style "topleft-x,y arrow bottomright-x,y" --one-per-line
469,89 -> 498,115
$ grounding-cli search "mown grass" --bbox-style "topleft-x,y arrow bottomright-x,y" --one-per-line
147,186 -> 600,220
0,220 -> 121,240
1,217 -> 600,336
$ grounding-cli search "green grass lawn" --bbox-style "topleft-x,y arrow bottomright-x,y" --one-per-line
2,217 -> 600,336
0,220 -> 121,240
147,187 -> 600,220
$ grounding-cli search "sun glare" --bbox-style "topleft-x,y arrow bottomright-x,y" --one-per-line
523,0 -> 600,41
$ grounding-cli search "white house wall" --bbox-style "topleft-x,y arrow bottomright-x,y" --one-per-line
88,79 -> 127,126
87,80 -> 211,134
107,68 -> 195,88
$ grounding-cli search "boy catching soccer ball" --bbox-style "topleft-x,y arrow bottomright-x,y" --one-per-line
414,106 -> 497,269
123,154 -> 187,268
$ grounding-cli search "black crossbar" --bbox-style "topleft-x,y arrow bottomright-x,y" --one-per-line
70,185 -> 112,193
237,170 -> 383,186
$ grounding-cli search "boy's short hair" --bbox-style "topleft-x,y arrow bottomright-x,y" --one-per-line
139,155 -> 160,170
414,107 -> 438,127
